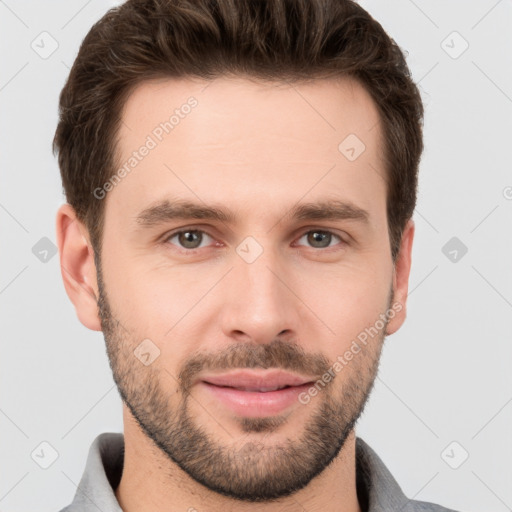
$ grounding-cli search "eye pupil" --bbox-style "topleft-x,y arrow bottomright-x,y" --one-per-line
308,231 -> 331,248
179,230 -> 201,249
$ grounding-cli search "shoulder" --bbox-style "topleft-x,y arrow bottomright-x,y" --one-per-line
355,437 -> 463,512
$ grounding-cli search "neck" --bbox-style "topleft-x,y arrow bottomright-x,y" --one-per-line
115,407 -> 362,512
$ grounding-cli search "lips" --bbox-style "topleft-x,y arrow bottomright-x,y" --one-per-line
196,369 -> 316,417
200,369 -> 315,392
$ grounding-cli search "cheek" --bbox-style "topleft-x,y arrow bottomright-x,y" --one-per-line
304,262 -> 392,350
99,249 -> 173,339
102,256 -> 218,368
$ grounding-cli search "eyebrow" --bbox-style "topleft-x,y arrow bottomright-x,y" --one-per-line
134,198 -> 370,228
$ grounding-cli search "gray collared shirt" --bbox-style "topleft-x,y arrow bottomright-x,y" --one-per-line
59,433 -> 460,512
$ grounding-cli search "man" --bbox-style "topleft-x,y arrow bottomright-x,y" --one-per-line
53,0 -> 458,511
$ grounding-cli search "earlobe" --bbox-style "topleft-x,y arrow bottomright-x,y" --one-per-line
56,203 -> 102,331
385,219 -> 415,336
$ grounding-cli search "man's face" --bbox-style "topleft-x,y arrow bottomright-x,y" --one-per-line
94,76 -> 406,501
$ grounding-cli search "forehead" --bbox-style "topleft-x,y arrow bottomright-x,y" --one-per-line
117,75 -> 382,151
107,75 -> 386,227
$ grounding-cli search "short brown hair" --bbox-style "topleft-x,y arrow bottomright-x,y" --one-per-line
53,0 -> 423,263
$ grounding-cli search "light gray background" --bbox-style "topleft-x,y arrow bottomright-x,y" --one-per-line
1,1 -> 511,511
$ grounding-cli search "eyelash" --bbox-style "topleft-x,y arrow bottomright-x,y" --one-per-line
162,228 -> 347,253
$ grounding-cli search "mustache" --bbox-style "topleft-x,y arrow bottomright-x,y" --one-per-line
179,339 -> 331,392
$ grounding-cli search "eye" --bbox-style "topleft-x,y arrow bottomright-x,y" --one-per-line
295,230 -> 344,249
163,228 -> 346,253
165,229 -> 214,250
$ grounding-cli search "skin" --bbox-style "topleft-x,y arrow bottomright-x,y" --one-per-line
56,75 -> 414,512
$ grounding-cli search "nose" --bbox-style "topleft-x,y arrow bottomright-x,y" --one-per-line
219,244 -> 301,345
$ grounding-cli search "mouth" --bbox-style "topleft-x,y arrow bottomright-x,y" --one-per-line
205,384 -> 294,392
197,369 -> 316,417
200,369 -> 314,389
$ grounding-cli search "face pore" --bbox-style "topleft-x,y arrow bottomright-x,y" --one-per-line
95,75 -> 400,502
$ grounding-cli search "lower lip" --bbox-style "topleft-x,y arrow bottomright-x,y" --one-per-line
199,381 -> 312,417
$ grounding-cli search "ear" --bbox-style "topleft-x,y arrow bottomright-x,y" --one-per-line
56,203 -> 102,331
385,219 -> 415,336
